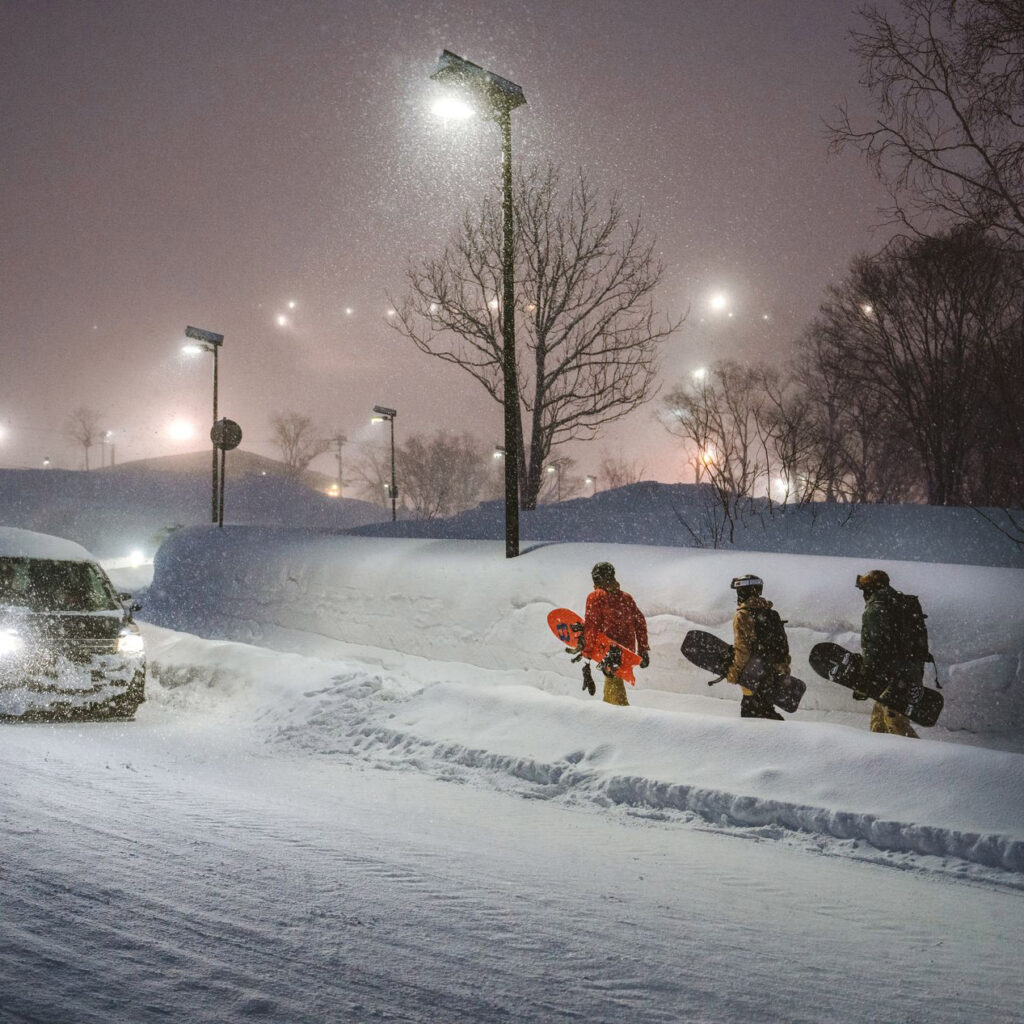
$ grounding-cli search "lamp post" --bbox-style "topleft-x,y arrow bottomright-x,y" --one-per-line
372,405 -> 397,521
585,475 -> 598,495
183,325 -> 225,523
546,463 -> 562,502
330,433 -> 346,498
430,49 -> 526,559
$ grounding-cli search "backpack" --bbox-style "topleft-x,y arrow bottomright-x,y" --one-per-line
751,606 -> 790,664
893,591 -> 932,665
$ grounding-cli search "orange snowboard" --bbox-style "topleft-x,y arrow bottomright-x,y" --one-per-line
547,607 -> 642,685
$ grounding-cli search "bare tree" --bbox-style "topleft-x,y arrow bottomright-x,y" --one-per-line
807,227 -> 1022,504
537,454 -> 583,504
354,430 -> 492,520
598,453 -> 647,490
389,163 -> 682,510
398,431 -> 492,519
663,362 -> 770,542
799,324 -> 923,502
64,406 -> 103,470
269,412 -> 330,482
831,0 -> 1024,242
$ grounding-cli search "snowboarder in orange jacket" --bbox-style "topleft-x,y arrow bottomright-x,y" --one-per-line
583,562 -> 649,706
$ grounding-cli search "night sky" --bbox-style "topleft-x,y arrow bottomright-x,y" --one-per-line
2,0 -> 892,482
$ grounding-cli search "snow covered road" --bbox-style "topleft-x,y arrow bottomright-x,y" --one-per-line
2,630 -> 1023,1024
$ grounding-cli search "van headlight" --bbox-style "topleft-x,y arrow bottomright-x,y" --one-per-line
0,629 -> 25,657
117,632 -> 145,656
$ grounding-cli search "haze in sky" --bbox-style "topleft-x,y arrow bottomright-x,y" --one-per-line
1,0 -> 892,481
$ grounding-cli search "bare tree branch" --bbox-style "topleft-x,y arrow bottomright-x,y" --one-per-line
388,163 -> 682,509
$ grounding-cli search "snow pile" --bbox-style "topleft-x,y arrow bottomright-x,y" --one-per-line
350,482 -> 1024,568
0,467 -> 388,559
142,623 -> 1024,877
143,527 -> 1024,744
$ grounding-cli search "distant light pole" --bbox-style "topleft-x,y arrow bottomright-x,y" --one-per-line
101,430 -> 115,468
585,475 -> 598,495
183,325 -> 225,523
372,405 -> 397,521
330,433 -> 347,498
430,49 -> 526,559
546,463 -> 562,502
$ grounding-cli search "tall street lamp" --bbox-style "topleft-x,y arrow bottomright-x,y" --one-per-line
430,49 -> 526,559
372,405 -> 398,521
183,325 -> 224,523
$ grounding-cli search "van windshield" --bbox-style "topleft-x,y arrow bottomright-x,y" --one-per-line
0,557 -> 120,613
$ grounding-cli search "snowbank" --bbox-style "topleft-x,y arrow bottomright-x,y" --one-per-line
142,624 -> 1024,876
350,482 -> 1024,569
145,526 -> 1024,745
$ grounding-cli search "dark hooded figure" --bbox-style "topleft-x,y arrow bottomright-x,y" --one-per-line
855,569 -> 921,738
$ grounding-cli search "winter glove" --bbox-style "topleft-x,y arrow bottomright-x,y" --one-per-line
581,663 -> 596,696
639,651 -> 650,670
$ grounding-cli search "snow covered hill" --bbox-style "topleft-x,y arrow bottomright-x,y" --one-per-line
133,523 -> 1024,879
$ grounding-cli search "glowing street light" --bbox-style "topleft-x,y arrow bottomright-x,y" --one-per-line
169,419 -> 195,442
183,324 -> 224,523
430,48 -> 527,558
709,292 -> 729,313
585,474 -> 598,495
101,429 -> 116,468
431,96 -> 474,120
371,405 -> 398,521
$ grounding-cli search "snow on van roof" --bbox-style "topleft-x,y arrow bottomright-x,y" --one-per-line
0,527 -> 95,561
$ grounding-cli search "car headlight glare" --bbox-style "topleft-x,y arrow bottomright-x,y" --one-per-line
117,632 -> 145,656
0,629 -> 25,657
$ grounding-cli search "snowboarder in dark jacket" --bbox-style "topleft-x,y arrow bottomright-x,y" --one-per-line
726,573 -> 789,720
855,570 -> 921,738
583,562 -> 649,707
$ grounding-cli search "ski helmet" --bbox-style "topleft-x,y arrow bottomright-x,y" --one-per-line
730,573 -> 764,602
855,569 -> 890,592
730,574 -> 764,592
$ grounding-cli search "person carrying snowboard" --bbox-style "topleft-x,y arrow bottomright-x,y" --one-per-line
725,573 -> 789,720
855,569 -> 925,738
582,561 -> 649,706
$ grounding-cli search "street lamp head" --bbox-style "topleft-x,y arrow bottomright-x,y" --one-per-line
430,49 -> 526,118
431,96 -> 474,121
372,405 -> 397,419
184,325 -> 224,347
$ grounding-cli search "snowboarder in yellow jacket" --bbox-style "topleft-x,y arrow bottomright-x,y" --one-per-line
726,574 -> 790,720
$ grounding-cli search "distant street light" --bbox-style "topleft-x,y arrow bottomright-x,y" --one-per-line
546,462 -> 562,502
183,325 -> 225,523
101,429 -> 116,468
585,475 -> 598,495
430,49 -> 526,558
371,405 -> 398,521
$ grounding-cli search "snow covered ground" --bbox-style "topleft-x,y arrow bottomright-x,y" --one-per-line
2,493 -> 1024,1022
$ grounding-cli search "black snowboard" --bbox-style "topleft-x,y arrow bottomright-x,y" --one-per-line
808,642 -> 943,728
681,630 -> 805,714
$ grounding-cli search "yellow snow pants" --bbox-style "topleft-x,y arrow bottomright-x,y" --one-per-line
870,701 -> 919,738
603,672 -> 629,707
